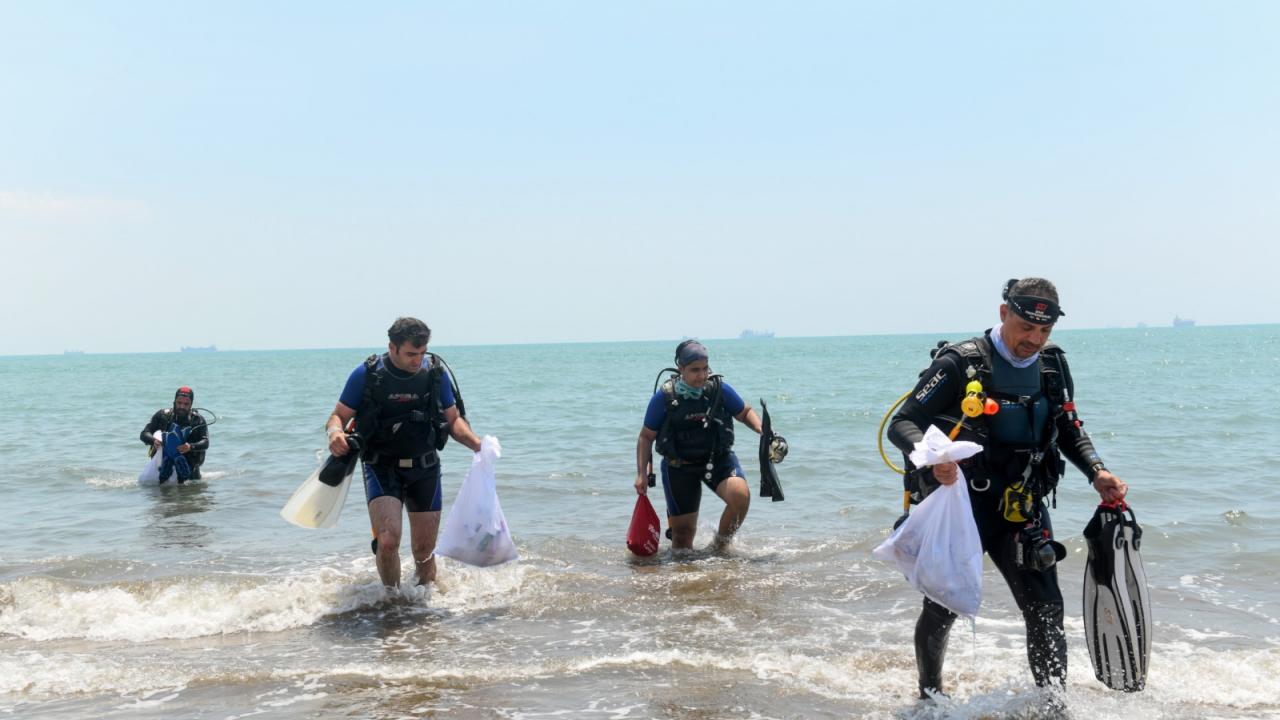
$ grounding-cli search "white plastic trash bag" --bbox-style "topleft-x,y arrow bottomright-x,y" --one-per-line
437,436 -> 518,567
137,442 -> 163,485
873,425 -> 985,618
906,424 -> 984,469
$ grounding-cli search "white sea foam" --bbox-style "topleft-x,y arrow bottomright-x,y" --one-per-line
0,568 -> 383,642
85,474 -> 144,489
3,617 -> 1279,715
0,650 -> 190,698
431,557 -> 533,612
0,554 -> 549,645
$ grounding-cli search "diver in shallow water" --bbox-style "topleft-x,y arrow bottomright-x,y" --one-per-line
635,340 -> 781,551
140,386 -> 209,482
325,317 -> 481,588
886,278 -> 1128,699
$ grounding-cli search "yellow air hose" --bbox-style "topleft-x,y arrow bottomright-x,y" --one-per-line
878,391 -> 911,476
878,380 -> 991,512
878,391 -> 912,514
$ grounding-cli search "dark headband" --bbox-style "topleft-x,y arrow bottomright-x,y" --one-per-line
675,341 -> 709,366
1007,295 -> 1063,325
175,386 -> 194,401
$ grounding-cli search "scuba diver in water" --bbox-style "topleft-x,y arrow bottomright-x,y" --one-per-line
140,386 -> 209,482
886,278 -> 1128,700
325,316 -> 481,588
635,340 -> 784,551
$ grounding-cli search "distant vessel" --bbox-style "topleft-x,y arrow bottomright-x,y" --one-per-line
1172,317 -> 1196,328
181,345 -> 218,353
739,329 -> 775,340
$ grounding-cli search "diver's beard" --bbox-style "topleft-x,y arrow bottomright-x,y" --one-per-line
174,410 -> 190,422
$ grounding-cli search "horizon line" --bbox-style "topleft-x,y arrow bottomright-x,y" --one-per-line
3,321 -> 1274,359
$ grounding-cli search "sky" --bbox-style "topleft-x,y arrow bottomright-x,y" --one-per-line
2,2 -> 1278,355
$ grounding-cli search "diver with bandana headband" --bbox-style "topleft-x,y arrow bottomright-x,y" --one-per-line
139,386 -> 210,481
885,278 -> 1128,702
635,340 -> 784,551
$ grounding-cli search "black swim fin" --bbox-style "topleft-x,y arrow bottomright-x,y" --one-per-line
318,434 -> 361,487
1083,502 -> 1152,691
758,400 -> 785,502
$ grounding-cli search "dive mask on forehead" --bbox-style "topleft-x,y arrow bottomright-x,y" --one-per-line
1002,279 -> 1063,325
1007,295 -> 1064,325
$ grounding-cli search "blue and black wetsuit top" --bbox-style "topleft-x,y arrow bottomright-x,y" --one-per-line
645,377 -> 745,463
339,354 -> 456,464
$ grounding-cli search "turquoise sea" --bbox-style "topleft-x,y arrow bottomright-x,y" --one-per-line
2,327 -> 1278,719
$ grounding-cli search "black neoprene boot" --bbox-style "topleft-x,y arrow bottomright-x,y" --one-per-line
1024,601 -> 1068,687
915,598 -> 958,698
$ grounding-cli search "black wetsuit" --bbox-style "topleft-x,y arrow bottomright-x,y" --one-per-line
887,330 -> 1104,696
140,409 -> 209,480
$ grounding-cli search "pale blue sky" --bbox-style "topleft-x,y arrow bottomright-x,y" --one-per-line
3,2 -> 1277,354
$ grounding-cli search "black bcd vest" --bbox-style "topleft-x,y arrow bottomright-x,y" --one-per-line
356,353 -> 455,462
906,333 -> 1070,500
655,374 -> 735,463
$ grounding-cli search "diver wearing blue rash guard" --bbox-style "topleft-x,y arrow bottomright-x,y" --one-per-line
634,340 -> 768,551
336,354 -> 458,516
325,317 -> 482,588
887,278 -> 1128,701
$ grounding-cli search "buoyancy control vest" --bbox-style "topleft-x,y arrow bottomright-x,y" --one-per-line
356,353 -> 451,464
148,408 -> 208,465
654,375 -> 735,464
987,350 -> 1052,448
910,333 -> 1070,498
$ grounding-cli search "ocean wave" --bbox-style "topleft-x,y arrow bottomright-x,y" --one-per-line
6,640 -> 1277,715
0,554 -> 548,645
0,569 -> 385,642
0,650 -> 191,698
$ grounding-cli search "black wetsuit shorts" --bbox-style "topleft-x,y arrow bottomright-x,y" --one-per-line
660,451 -> 745,517
362,461 -> 443,513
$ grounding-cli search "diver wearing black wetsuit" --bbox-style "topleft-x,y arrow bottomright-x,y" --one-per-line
140,386 -> 209,480
887,278 -> 1127,699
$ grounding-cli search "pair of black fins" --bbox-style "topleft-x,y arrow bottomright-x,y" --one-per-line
318,433 -> 362,487
758,399 -> 784,502
1083,501 -> 1152,692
